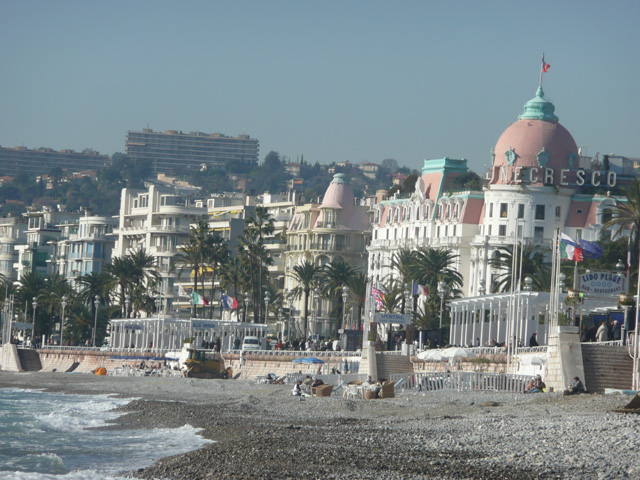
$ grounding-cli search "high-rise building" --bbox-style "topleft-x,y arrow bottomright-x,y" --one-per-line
0,146 -> 110,177
126,129 -> 259,173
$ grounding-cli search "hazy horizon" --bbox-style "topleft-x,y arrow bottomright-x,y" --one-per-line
1,1 -> 638,174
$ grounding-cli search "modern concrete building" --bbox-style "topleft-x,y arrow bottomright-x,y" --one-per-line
126,129 -> 259,173
0,146 -> 110,177
284,174 -> 371,338
0,216 -> 26,280
52,214 -> 117,288
15,207 -> 81,279
112,185 -> 207,308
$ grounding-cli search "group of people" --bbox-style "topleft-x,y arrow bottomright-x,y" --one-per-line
291,375 -> 325,396
525,374 -> 586,395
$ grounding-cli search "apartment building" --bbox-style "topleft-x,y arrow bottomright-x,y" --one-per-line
0,146 -> 110,177
126,129 -> 259,173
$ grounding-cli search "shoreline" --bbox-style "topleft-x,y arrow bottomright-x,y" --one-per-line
0,372 -> 637,479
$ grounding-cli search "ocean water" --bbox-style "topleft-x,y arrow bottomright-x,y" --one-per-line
0,387 -> 212,480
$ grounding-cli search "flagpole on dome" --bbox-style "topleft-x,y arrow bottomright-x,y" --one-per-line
539,53 -> 550,88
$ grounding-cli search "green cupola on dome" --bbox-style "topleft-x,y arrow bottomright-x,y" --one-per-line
518,86 -> 559,123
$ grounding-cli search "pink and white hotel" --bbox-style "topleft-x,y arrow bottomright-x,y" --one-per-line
367,85 -> 624,346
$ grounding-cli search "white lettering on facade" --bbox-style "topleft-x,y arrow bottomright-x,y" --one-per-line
530,167 -> 539,183
544,168 -> 554,184
576,169 -> 585,186
514,166 -> 522,184
607,171 -> 616,187
591,171 -> 601,187
500,165 -> 508,182
560,169 -> 569,185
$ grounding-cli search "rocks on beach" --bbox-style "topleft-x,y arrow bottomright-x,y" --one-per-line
0,372 -> 637,479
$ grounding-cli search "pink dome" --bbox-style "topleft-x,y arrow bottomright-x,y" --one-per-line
320,174 -> 355,211
490,87 -> 580,186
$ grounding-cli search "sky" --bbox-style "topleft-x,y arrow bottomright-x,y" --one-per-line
1,1 -> 639,175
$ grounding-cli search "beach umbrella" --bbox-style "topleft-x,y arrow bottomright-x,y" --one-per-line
292,356 -> 324,364
344,359 -> 349,372
440,347 -> 476,360
417,350 -> 445,361
519,355 -> 545,366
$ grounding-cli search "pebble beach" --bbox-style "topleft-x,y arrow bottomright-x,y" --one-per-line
0,371 -> 638,480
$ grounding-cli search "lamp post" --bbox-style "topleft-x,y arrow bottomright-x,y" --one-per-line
93,295 -> 100,347
264,291 -> 271,324
60,295 -> 67,346
616,259 -> 626,293
244,294 -> 250,323
287,292 -> 294,342
313,287 -> 320,338
523,276 -> 533,292
31,297 -> 38,347
124,294 -> 130,319
341,285 -> 349,330
437,280 -> 447,330
278,308 -> 284,340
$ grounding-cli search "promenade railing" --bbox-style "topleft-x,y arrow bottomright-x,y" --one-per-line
389,371 -> 534,394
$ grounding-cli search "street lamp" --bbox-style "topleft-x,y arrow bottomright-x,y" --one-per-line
437,280 -> 447,330
523,276 -> 533,292
313,287 -> 320,337
287,292 -> 294,342
404,283 -> 412,314
559,272 -> 566,292
278,308 -> 284,340
31,297 -> 38,347
264,291 -> 271,323
244,294 -> 250,323
124,294 -> 130,319
60,295 -> 67,346
93,295 -> 100,347
341,285 -> 349,329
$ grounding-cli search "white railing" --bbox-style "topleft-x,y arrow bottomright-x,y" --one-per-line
240,350 -> 361,358
466,346 -> 548,355
389,371 -> 534,393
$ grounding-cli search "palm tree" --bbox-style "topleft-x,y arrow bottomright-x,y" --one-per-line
105,255 -> 135,315
389,249 -> 420,313
346,272 -> 368,330
320,259 -> 358,338
238,213 -> 274,322
128,248 -> 159,287
218,255 -> 249,307
289,261 -> 322,339
204,234 -> 230,316
489,244 -> 550,293
412,247 -> 463,327
78,272 -> 111,322
40,273 -> 71,339
174,240 -> 203,309
602,178 -> 640,265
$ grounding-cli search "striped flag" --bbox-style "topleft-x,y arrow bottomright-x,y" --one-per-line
412,282 -> 428,296
371,285 -> 386,311
193,291 -> 209,306
177,285 -> 189,297
560,233 -> 583,261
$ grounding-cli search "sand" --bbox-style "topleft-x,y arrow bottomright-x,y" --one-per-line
0,371 -> 637,479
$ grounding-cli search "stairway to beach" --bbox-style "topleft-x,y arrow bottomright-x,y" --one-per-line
17,348 -> 42,372
581,344 -> 633,393
375,353 -> 414,380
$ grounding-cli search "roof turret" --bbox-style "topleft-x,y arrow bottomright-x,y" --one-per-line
518,86 -> 559,123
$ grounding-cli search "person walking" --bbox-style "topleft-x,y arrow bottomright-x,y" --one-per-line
596,322 -> 608,342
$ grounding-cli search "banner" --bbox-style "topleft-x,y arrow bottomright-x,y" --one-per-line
374,312 -> 411,325
578,271 -> 625,295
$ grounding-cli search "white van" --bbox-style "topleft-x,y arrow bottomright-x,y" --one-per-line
241,336 -> 261,351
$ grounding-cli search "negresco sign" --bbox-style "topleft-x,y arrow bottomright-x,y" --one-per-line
498,166 -> 616,187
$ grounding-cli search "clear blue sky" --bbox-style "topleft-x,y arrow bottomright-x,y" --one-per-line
1,1 -> 638,174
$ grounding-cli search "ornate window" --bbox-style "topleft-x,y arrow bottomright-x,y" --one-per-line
537,148 -> 549,168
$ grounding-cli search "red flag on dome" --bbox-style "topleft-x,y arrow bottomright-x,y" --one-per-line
541,54 -> 550,73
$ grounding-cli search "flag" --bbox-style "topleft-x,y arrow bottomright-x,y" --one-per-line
221,294 -> 238,309
542,54 -> 550,73
177,285 -> 189,297
412,282 -> 428,296
371,285 -> 386,312
193,291 -> 209,306
578,239 -> 602,259
560,233 -> 583,261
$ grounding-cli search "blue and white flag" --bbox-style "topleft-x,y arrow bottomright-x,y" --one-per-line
578,239 -> 603,259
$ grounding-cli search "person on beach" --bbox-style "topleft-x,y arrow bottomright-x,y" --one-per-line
292,381 -> 302,396
311,378 -> 324,388
564,377 -> 585,395
529,375 -> 546,393
525,379 -> 536,393
596,322 -> 608,342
